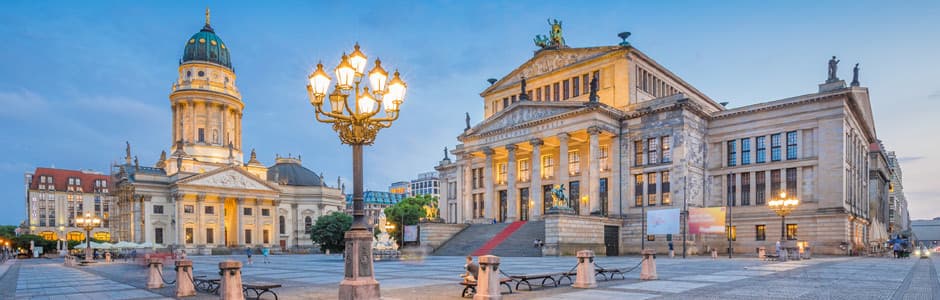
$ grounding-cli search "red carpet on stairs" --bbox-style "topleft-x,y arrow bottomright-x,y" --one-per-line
471,221 -> 526,256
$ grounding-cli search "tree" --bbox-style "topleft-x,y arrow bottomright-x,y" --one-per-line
384,195 -> 436,247
309,212 -> 352,253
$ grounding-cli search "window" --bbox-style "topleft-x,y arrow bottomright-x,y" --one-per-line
536,87 -> 542,101
206,228 -> 214,244
198,128 -> 205,143
245,229 -> 252,244
568,150 -> 580,176
263,229 -> 270,244
726,174 -> 736,206
279,216 -> 286,234
599,178 -> 608,216
553,82 -> 560,101
569,181 -> 580,215
771,133 -> 781,161
786,168 -> 797,197
741,173 -> 750,206
756,225 -> 766,241
510,95 -> 516,103
647,235 -> 655,241
756,171 -> 766,205
562,79 -> 570,99
661,136 -> 671,163
541,155 -> 554,179
600,145 -> 610,171
786,131 -> 798,160
648,138 -> 660,164
771,170 -> 781,200
593,70 -> 601,89
741,138 -> 751,165
205,206 -> 215,215
727,140 -> 737,167
262,208 -> 270,216
185,228 -> 194,244
543,85 -> 550,101
519,159 -> 530,182
184,205 -> 194,214
243,207 -> 252,216
304,216 -> 313,234
634,140 -> 644,166
662,171 -> 671,205
635,174 -> 644,207
497,163 -> 507,184
153,205 -> 164,214
786,224 -> 798,240
472,168 -> 483,189
572,76 -> 580,97
647,173 -> 657,206
756,136 -> 766,163
155,228 -> 164,244
727,225 -> 737,241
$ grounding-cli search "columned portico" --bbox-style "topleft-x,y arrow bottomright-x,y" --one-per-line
505,144 -> 518,222
587,126 -> 601,215
483,147 -> 495,220
557,133 -> 570,198
529,138 -> 544,220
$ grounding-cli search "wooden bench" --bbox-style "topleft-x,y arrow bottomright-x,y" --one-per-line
595,267 -> 627,280
459,278 -> 513,298
509,273 -> 560,290
243,282 -> 282,300
555,271 -> 577,285
763,254 -> 780,261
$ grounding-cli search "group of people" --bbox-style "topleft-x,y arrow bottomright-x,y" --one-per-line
245,247 -> 271,264
532,239 -> 544,249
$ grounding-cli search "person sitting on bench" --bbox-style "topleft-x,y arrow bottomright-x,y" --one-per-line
461,256 -> 479,282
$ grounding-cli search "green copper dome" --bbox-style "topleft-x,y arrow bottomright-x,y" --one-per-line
182,23 -> 232,70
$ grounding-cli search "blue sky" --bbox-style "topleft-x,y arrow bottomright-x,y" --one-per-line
1,1 -> 938,225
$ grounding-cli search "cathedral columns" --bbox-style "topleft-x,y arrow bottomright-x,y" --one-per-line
483,147 -> 495,220
505,144 -> 518,222
529,138 -> 544,220
236,197 -> 244,246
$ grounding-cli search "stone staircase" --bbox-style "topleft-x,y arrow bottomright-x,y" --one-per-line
431,221 -> 545,257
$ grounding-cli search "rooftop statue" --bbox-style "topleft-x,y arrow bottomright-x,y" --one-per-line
534,19 -> 567,50
827,56 -> 840,82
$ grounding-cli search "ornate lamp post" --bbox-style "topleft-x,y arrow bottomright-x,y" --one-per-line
75,212 -> 101,261
306,43 -> 406,300
768,192 -> 799,241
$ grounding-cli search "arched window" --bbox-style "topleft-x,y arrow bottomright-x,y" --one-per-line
304,216 -> 312,234
279,216 -> 286,234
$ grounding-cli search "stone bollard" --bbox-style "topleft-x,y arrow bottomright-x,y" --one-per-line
105,251 -> 112,263
474,255 -> 501,300
146,258 -> 164,289
573,250 -> 597,288
219,260 -> 245,300
175,259 -> 196,297
640,249 -> 658,280
758,247 -> 766,259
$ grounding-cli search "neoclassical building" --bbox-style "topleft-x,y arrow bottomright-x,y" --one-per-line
25,168 -> 113,242
110,12 -> 344,252
436,24 -> 892,255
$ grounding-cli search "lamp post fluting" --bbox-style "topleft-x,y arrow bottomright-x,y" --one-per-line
306,43 -> 406,300
75,213 -> 101,261
768,192 -> 799,241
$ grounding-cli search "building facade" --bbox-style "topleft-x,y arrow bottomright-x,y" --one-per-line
410,171 -> 440,199
109,13 -> 344,252
886,151 -> 911,235
388,181 -> 410,195
436,23 -> 891,255
25,168 -> 113,242
345,191 -> 406,227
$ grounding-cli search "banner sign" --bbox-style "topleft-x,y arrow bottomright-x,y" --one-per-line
689,207 -> 726,234
404,225 -> 418,242
647,208 -> 680,235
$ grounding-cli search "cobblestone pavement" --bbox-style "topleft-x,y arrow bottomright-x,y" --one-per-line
2,254 -> 938,299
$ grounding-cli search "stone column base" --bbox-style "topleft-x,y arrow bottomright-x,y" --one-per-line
339,229 -> 381,300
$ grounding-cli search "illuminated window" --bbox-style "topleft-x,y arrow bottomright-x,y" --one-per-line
634,140 -> 644,166
647,173 -> 657,206
185,228 -> 194,244
635,174 -> 644,207
756,225 -> 766,241
661,136 -> 672,163
497,163 -> 507,184
519,159 -> 530,182
727,225 -> 737,241
647,235 -> 655,241
648,138 -> 660,164
600,145 -> 610,171
541,155 -> 554,179
263,229 -> 270,244
568,150 -> 580,176
786,224 -> 798,240
662,171 -> 671,205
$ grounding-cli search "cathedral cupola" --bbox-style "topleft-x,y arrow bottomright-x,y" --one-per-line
181,8 -> 232,70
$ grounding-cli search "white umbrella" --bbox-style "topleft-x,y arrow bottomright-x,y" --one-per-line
137,242 -> 154,249
114,241 -> 137,249
73,243 -> 86,249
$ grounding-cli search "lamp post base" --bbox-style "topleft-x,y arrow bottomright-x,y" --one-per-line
338,229 -> 381,300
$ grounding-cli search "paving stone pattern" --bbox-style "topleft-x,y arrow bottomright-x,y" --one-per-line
2,254 -> 939,299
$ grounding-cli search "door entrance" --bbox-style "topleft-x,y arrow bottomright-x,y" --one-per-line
604,225 -> 620,256
498,190 -> 508,223
520,188 -> 529,221
279,239 -> 287,251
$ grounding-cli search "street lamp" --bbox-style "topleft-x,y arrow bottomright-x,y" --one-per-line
306,43 -> 406,300
75,212 -> 101,261
768,191 -> 799,241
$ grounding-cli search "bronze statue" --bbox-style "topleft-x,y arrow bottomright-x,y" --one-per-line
534,19 -> 567,49
589,73 -> 599,102
519,76 -> 528,100
550,184 -> 568,208
851,63 -> 860,87
443,147 -> 449,160
828,56 -> 840,82
465,112 -> 471,130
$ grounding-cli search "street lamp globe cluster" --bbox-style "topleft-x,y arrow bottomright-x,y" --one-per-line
768,192 -> 799,241
306,43 -> 406,300
75,212 -> 101,261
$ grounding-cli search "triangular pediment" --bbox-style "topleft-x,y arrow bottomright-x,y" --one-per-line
481,46 -> 624,96
177,166 -> 278,192
465,102 -> 585,137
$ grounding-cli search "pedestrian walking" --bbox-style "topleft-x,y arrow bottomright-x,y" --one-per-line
262,247 -> 270,264
246,247 -> 253,265
668,241 -> 675,258
893,242 -> 902,259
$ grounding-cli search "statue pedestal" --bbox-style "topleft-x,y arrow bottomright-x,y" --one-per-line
546,206 -> 575,215
819,80 -> 846,93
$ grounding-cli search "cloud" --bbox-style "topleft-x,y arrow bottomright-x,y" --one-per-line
898,156 -> 926,163
0,89 -> 49,119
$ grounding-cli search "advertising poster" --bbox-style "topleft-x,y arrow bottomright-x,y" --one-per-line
647,208 -> 680,235
689,207 -> 726,234
404,225 -> 418,242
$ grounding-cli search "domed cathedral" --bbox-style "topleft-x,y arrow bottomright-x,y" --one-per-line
110,10 -> 344,253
